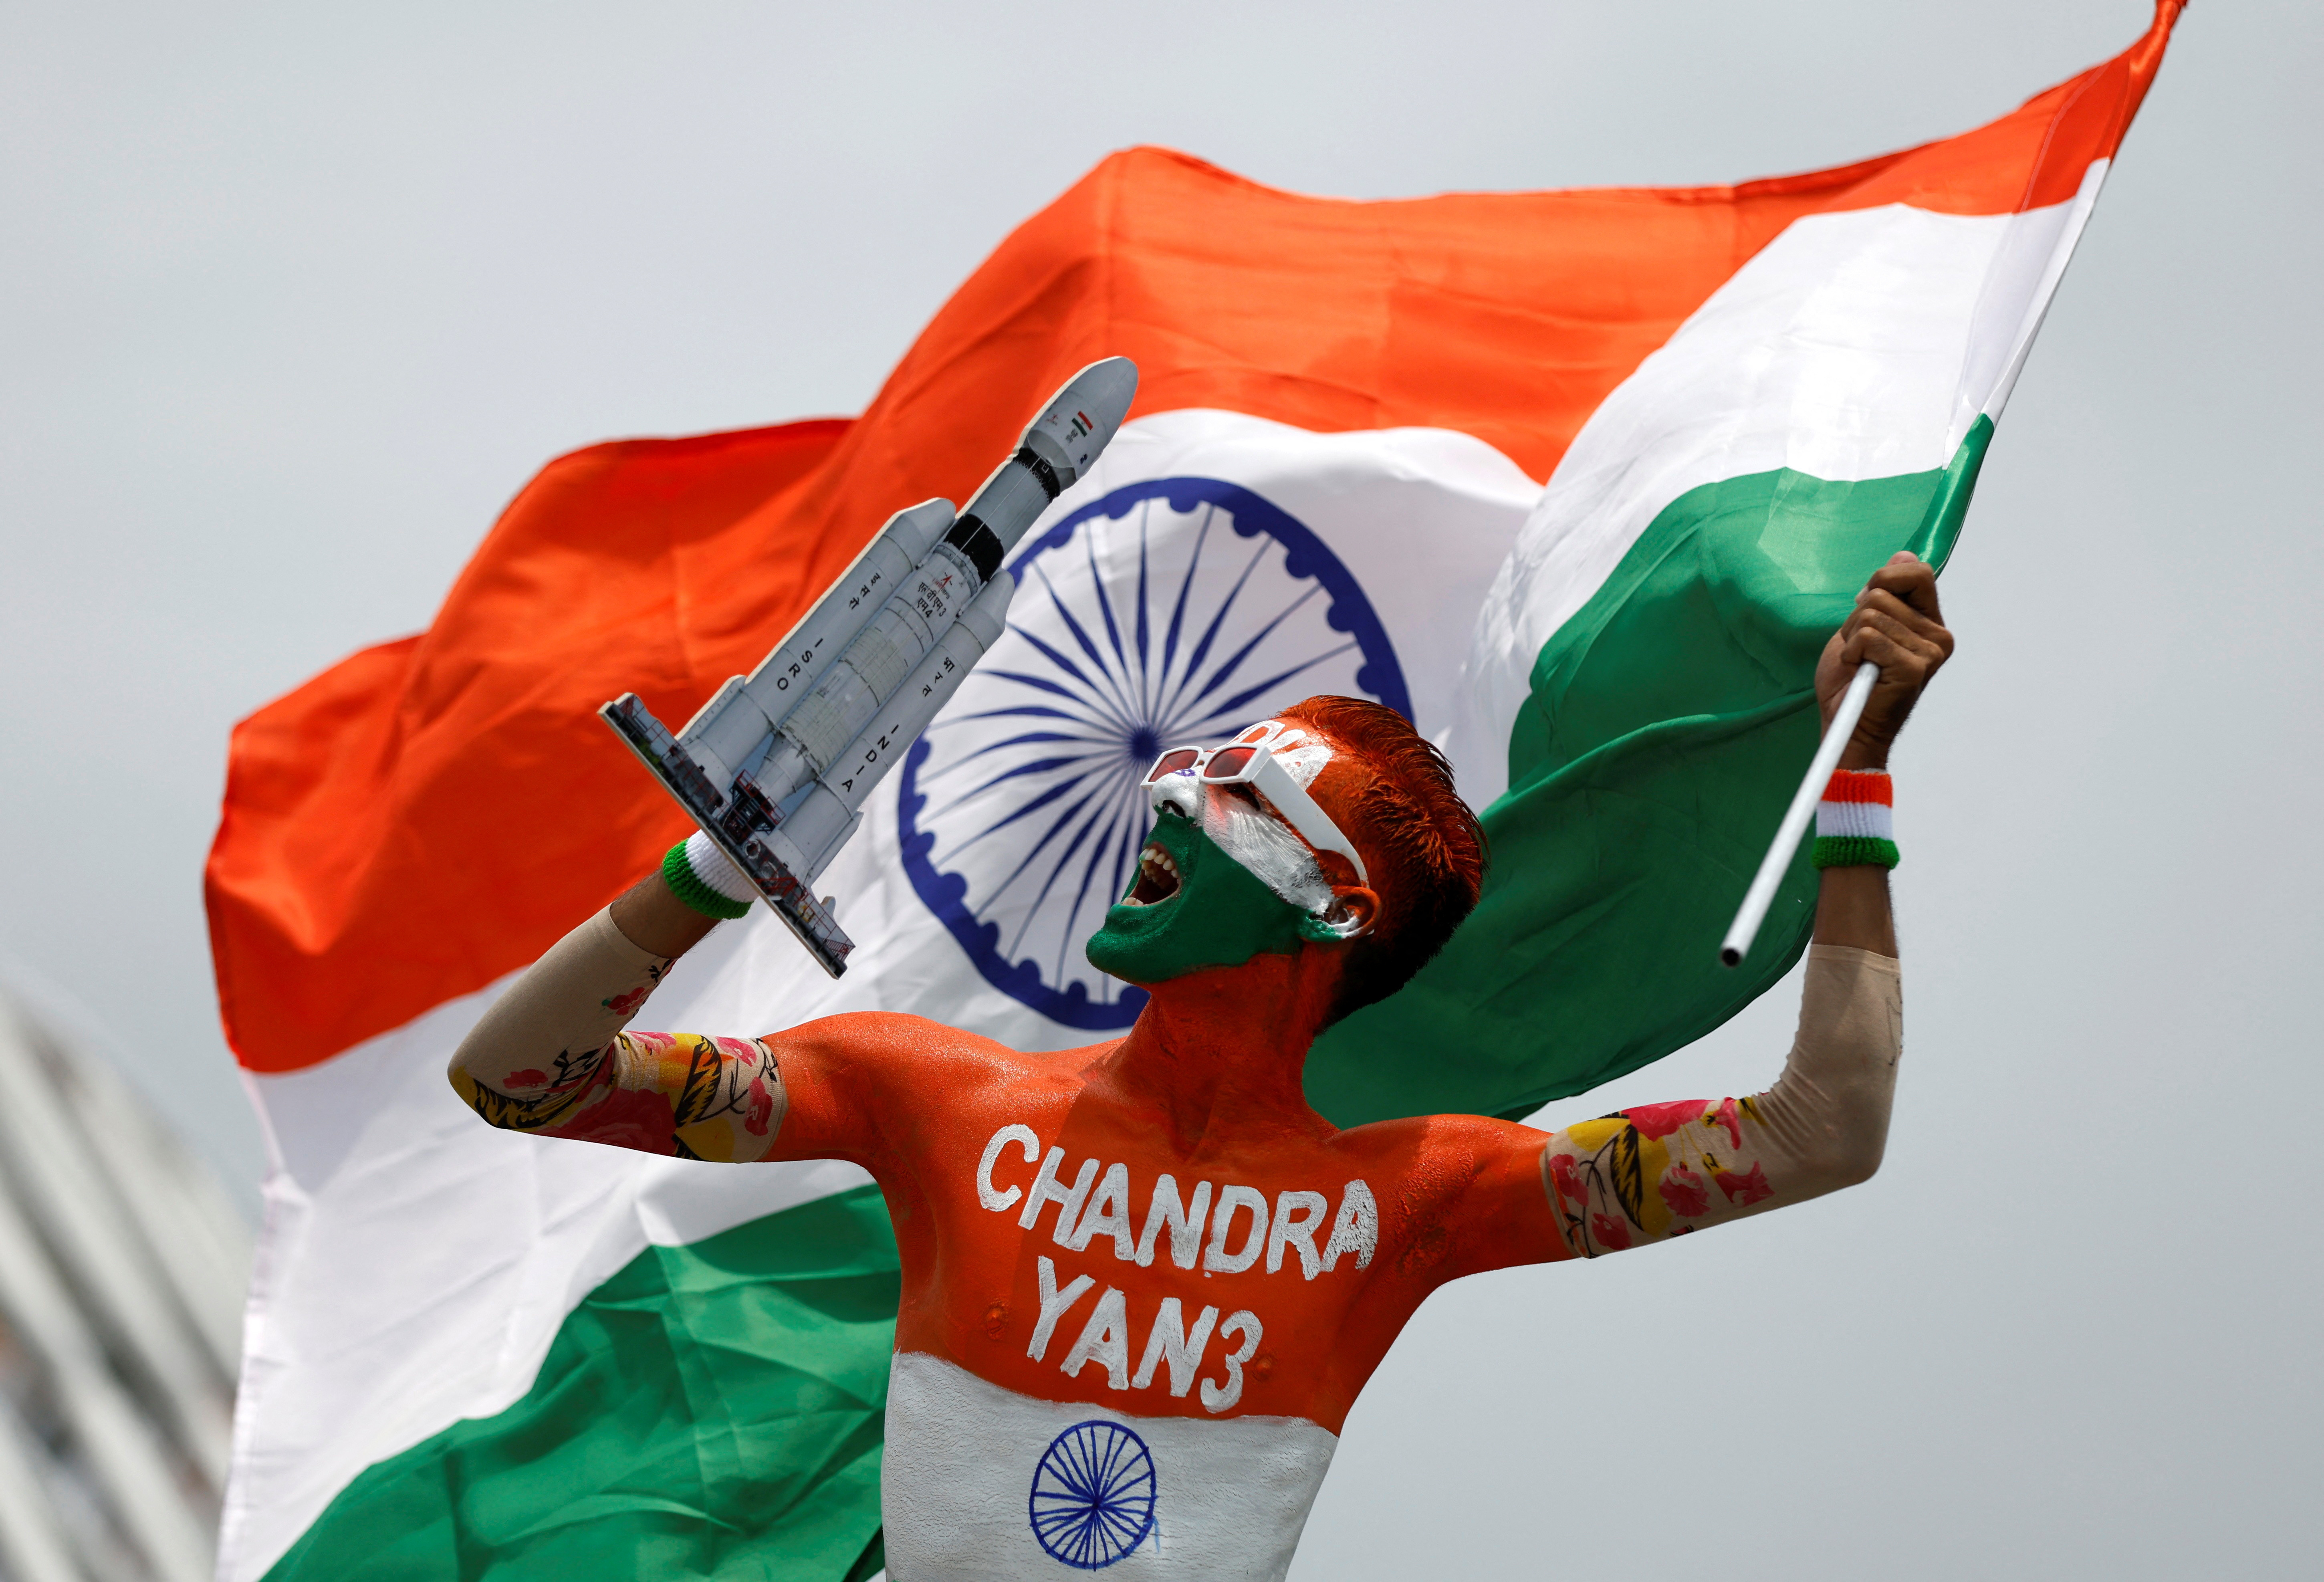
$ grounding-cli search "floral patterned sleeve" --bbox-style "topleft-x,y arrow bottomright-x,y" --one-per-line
448,908 -> 789,1163
1540,945 -> 1902,1257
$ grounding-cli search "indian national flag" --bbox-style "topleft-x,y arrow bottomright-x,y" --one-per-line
205,9 -> 2178,1579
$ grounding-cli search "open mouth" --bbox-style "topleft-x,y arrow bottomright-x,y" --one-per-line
1121,841 -> 1182,906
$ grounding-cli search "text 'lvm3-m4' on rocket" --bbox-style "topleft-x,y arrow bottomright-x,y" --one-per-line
601,357 -> 1140,977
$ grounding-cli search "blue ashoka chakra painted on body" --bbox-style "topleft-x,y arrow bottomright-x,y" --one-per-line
898,476 -> 1411,1030
1027,1419 -> 1159,1569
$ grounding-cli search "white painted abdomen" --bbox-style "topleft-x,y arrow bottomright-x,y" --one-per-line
881,1351 -> 1338,1580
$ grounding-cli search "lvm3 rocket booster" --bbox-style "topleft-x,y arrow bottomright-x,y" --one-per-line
601,356 -> 1139,978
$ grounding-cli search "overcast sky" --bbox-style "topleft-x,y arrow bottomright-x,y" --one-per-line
2,1 -> 2316,1576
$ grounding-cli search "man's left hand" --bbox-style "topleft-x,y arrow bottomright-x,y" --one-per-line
1816,551 -> 1954,771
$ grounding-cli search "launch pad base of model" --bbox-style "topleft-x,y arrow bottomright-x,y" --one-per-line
601,693 -> 857,976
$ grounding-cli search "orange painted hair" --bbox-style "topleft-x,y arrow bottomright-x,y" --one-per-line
1277,696 -> 1487,1023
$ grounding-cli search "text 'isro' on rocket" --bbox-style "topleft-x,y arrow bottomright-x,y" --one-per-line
601,356 -> 1140,977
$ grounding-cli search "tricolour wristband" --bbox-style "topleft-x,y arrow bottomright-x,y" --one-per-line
1811,769 -> 1899,870
661,833 -> 756,919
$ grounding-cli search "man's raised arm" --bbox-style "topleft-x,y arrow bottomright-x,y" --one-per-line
445,837 -> 790,1162
1539,552 -> 1950,1257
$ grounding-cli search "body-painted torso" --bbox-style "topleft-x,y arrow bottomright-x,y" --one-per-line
762,1011 -> 1562,1578
771,1013 -> 1562,1432
453,921 -> 1899,1575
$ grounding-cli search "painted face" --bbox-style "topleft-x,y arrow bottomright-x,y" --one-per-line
1083,722 -> 1368,985
1082,797 -> 1311,985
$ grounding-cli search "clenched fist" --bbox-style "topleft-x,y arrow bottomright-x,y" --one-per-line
1817,551 -> 1954,771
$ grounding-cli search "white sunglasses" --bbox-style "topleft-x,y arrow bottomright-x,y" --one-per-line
1142,722 -> 1369,887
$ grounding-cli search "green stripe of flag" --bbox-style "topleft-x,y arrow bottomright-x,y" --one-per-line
264,1186 -> 901,1582
1305,417 -> 1990,1127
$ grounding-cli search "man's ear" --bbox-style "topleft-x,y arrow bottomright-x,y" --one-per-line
1298,887 -> 1379,943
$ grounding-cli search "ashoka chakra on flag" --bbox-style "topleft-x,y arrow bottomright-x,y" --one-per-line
900,475 -> 1410,1031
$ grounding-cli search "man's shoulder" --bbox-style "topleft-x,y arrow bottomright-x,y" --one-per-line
768,1008 -> 1007,1051
1331,1108 -> 1544,1148
765,1011 -> 1085,1088
1322,1109 -> 1547,1184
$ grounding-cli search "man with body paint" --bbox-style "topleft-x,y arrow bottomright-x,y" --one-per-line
451,554 -> 1950,1579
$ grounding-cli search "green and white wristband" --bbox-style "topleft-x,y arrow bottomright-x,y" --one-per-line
661,832 -> 757,919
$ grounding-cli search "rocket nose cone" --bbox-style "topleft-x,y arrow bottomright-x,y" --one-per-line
1023,356 -> 1141,483
1061,356 -> 1139,441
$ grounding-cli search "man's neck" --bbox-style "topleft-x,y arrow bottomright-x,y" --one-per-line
1093,951 -> 1340,1157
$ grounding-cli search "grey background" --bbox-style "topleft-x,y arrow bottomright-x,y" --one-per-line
2,1 -> 2314,1576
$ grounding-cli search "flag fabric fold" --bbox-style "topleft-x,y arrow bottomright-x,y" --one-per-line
207,8 -> 2180,1578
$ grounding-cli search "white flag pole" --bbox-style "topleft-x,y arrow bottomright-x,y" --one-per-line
1719,661 -> 1878,967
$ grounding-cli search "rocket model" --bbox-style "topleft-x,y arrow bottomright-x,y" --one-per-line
601,357 -> 1140,978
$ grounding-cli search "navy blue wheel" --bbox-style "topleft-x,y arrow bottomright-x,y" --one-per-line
1027,1419 -> 1158,1569
899,476 -> 1410,1029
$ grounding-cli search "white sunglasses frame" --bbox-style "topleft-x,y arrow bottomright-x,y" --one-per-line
1142,722 -> 1370,888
